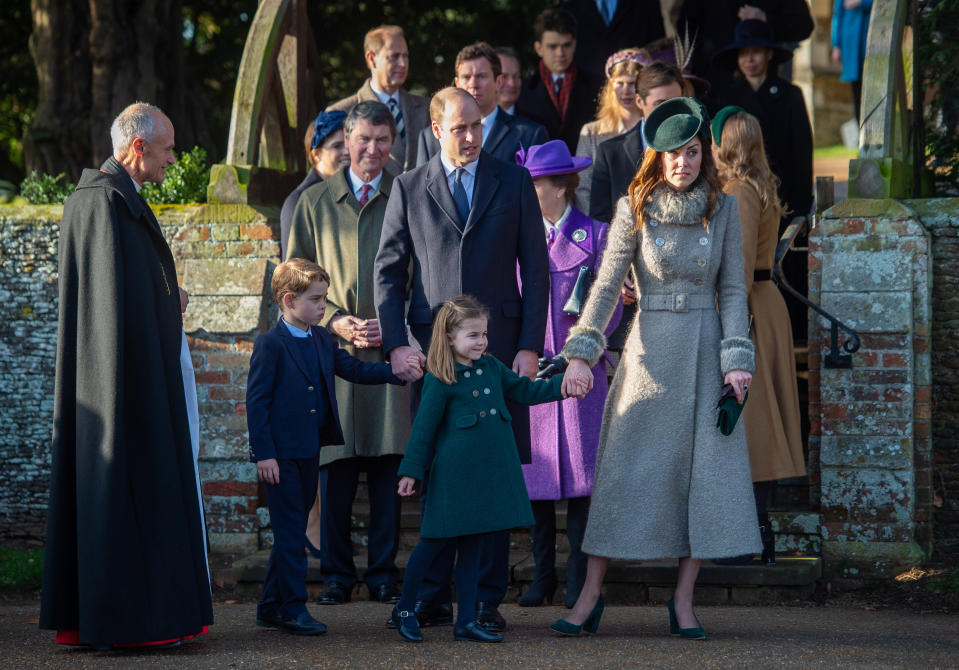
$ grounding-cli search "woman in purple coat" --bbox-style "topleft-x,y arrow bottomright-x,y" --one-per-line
515,141 -> 622,608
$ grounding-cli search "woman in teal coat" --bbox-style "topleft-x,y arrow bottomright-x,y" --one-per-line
390,296 -> 577,644
831,0 -> 872,123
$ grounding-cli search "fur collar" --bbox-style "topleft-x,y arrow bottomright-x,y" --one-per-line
644,181 -> 710,226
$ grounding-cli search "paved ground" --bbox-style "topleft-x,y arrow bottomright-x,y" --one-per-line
2,599 -> 956,669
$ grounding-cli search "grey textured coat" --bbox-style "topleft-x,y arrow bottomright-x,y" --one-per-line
562,182 -> 762,560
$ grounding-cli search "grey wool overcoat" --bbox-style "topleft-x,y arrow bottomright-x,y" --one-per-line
287,168 -> 411,466
562,181 -> 762,560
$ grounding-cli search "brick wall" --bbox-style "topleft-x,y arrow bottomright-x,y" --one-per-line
809,199 -> 935,577
0,203 -> 279,552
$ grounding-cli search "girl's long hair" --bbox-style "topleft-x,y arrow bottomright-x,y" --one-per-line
712,111 -> 787,220
426,295 -> 490,385
593,59 -> 644,135
626,135 -> 723,233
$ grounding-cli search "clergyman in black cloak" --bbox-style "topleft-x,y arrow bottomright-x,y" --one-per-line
39,102 -> 213,648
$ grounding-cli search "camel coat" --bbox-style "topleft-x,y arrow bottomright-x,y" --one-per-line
287,168 -> 411,466
725,179 -> 805,482
562,182 -> 761,560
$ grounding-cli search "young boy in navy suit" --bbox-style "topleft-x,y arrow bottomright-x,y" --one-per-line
247,258 -> 408,635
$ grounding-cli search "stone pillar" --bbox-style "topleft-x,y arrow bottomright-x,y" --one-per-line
809,199 -> 931,578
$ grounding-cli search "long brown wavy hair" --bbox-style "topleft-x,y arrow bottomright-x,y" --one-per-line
712,111 -> 787,220
627,136 -> 723,233
426,295 -> 490,385
593,59 -> 644,135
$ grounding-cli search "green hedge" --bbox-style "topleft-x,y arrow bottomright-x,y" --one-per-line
18,146 -> 210,205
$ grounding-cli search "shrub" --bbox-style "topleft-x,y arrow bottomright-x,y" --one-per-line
921,0 -> 959,195
140,146 -> 210,204
19,171 -> 74,204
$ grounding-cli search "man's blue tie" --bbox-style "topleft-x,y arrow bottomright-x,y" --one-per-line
452,168 -> 470,224
599,0 -> 615,25
388,98 -> 405,140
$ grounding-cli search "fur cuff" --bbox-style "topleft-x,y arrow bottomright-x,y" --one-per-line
561,325 -> 607,367
720,336 -> 756,375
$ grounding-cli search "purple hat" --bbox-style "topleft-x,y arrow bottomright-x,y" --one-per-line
515,140 -> 592,179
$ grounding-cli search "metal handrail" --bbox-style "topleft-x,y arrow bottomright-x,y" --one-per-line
773,215 -> 861,369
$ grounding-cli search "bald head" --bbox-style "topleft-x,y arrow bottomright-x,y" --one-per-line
429,87 -> 482,167
111,102 -> 176,185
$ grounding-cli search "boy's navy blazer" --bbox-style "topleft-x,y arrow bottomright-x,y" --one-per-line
246,320 -> 402,461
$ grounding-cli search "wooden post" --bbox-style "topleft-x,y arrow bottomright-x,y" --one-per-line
816,176 -> 835,214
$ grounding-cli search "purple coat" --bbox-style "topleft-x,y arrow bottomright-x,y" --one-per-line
524,207 -> 622,500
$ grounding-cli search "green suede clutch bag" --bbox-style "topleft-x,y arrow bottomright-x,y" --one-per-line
716,384 -> 748,436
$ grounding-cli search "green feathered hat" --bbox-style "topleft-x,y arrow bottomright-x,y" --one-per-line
711,106 -> 745,147
641,97 -> 711,152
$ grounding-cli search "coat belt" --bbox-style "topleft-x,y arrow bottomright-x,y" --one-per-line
639,293 -> 715,313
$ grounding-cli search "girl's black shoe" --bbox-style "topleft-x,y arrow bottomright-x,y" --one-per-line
392,608 -> 423,642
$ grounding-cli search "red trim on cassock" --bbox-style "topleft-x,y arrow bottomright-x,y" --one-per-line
55,626 -> 209,647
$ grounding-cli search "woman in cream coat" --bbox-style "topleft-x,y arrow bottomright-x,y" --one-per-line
553,98 -> 760,639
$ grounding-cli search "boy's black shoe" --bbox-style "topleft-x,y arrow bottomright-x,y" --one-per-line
255,613 -> 284,629
316,583 -> 351,605
476,601 -> 506,632
277,612 -> 328,635
371,583 -> 401,604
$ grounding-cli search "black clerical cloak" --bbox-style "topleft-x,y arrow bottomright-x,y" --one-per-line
39,157 -> 213,646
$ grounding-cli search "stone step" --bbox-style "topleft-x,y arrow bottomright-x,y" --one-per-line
229,550 -> 822,604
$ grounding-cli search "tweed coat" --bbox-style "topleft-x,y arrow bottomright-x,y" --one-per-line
525,207 -> 622,500
725,179 -> 805,482
287,167 -> 411,466
561,182 -> 762,559
327,80 -> 429,174
398,356 -> 564,538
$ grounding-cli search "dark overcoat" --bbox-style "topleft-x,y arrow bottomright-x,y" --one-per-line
524,208 -> 622,500
515,70 -> 602,154
286,168 -> 411,465
398,356 -> 564,538
415,108 -> 548,166
373,151 -> 549,463
40,157 -> 213,646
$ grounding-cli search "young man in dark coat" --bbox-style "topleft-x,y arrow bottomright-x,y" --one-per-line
40,103 -> 214,649
515,8 -> 602,154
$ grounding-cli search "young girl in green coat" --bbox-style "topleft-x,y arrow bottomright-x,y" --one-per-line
391,296 -> 584,643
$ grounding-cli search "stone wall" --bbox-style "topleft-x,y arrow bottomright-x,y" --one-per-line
0,203 -> 280,553
0,208 -> 61,546
917,200 -> 959,559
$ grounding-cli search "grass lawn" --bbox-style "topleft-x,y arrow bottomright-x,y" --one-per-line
0,548 -> 43,591
814,145 -> 858,159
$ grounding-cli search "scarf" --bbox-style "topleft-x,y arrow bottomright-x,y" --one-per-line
539,60 -> 577,122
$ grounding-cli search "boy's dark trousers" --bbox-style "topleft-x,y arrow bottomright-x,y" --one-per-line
320,454 -> 402,590
258,454 -> 320,621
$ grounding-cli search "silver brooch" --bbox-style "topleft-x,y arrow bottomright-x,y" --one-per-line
571,229 -> 587,242
770,85 -> 779,94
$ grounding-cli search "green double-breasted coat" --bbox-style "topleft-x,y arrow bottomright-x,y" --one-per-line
398,355 -> 564,539
287,168 -> 411,466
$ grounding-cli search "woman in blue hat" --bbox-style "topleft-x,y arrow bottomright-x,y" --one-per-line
514,140 -> 622,608
280,110 -> 350,261
553,97 -> 760,639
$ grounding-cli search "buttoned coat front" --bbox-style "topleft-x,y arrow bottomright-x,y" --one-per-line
524,207 -> 622,500
327,80 -> 429,174
398,356 -> 564,538
562,183 -> 762,559
286,168 -> 411,466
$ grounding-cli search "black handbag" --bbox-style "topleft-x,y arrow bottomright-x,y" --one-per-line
716,383 -> 748,436
562,265 -> 593,316
536,354 -> 568,379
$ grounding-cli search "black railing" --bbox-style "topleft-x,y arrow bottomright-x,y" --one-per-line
774,215 -> 861,369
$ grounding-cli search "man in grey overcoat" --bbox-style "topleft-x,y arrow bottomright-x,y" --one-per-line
287,101 -> 410,606
374,87 -> 549,632
327,25 -> 429,174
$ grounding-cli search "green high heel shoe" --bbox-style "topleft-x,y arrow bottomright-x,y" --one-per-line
549,595 -> 605,636
667,598 -> 706,640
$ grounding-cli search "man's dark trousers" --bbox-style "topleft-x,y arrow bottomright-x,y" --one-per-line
320,454 -> 402,590
258,455 -> 320,621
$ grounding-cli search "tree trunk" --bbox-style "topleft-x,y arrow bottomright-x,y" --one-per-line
26,0 -> 197,181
